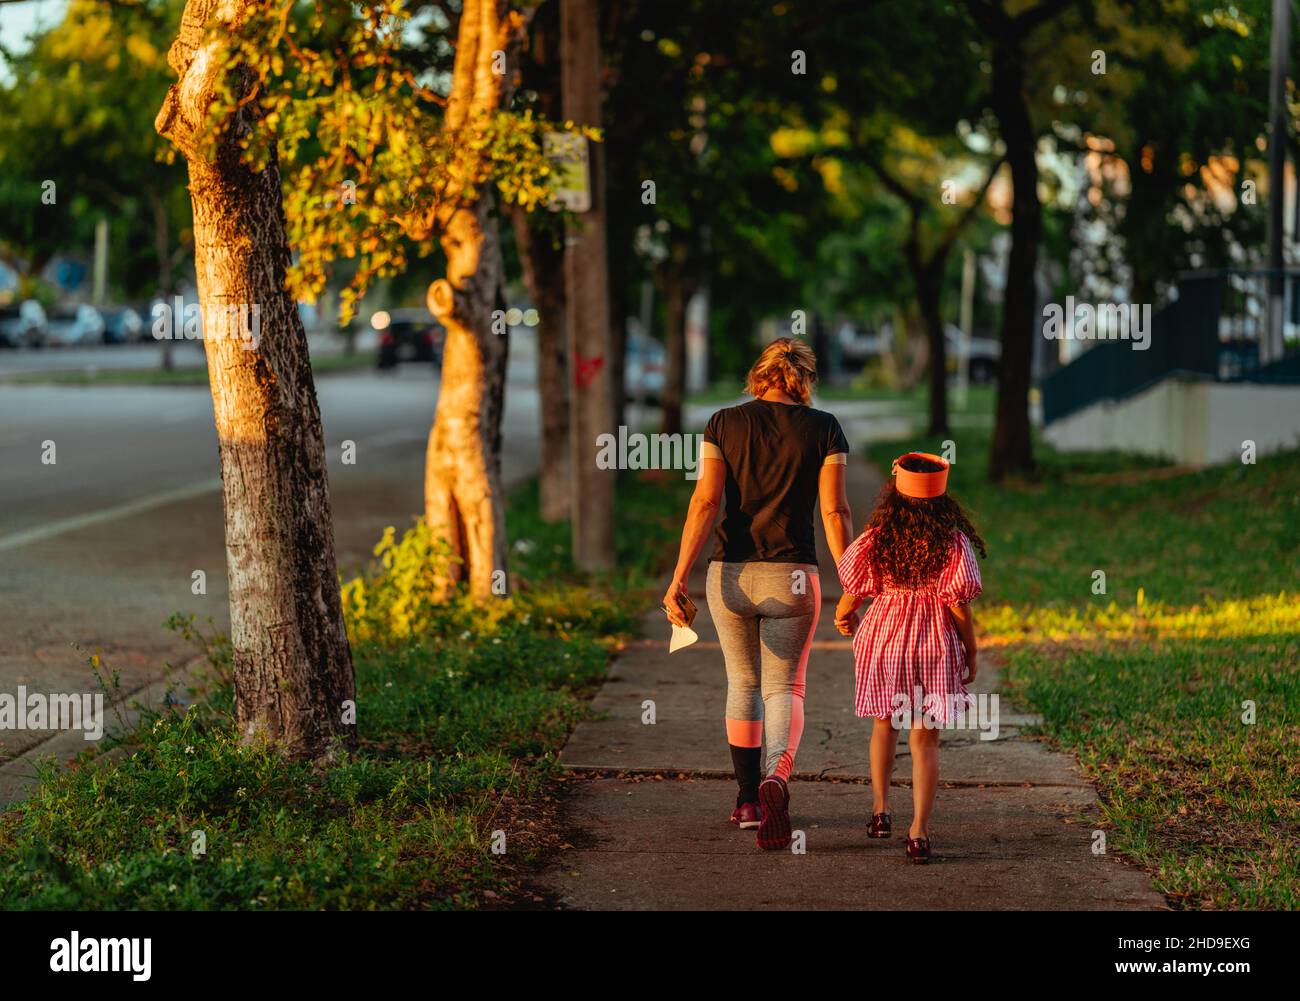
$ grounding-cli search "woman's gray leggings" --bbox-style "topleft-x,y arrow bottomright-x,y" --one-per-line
706,561 -> 821,781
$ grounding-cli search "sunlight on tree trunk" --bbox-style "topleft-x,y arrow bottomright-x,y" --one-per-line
418,0 -> 529,600
156,0 -> 355,761
424,198 -> 510,600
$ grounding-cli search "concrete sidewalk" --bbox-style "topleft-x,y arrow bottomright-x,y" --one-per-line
536,451 -> 1165,910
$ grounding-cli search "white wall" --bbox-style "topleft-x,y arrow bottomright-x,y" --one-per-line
1042,376 -> 1300,464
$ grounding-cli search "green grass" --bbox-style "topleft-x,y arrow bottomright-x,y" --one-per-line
864,427 -> 1300,909
1,351 -> 372,387
0,471 -> 693,910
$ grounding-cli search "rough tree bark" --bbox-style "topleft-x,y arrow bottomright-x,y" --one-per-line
424,196 -> 511,599
416,0 -> 529,599
156,0 -> 355,761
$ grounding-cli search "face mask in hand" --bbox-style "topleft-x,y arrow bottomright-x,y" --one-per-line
669,621 -> 699,652
661,593 -> 699,652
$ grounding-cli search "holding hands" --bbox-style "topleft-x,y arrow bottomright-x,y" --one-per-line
834,593 -> 863,637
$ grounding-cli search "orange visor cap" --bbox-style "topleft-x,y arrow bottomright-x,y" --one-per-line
891,451 -> 949,498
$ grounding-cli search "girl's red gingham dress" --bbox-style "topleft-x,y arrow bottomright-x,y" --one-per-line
836,528 -> 982,723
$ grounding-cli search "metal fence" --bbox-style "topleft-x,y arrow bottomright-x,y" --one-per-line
1040,269 -> 1300,425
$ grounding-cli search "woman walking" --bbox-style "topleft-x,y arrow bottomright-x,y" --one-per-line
662,338 -> 854,850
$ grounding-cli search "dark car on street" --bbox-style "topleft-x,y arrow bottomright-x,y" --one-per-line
372,308 -> 443,369
0,300 -> 48,348
103,306 -> 145,344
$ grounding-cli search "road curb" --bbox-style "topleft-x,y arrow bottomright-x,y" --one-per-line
0,655 -> 212,808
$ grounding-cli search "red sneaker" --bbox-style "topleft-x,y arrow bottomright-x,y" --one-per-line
756,776 -> 791,850
729,802 -> 762,830
904,837 -> 932,864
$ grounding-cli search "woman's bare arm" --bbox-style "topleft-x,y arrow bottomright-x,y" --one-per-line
818,461 -> 853,564
821,461 -> 860,635
662,458 -> 725,625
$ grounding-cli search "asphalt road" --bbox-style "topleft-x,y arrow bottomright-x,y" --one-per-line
0,355 -> 541,763
0,335 -> 372,376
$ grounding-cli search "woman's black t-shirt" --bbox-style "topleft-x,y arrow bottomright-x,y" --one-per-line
701,399 -> 849,565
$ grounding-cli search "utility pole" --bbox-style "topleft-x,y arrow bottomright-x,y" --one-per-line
957,246 -> 975,410
562,0 -> 615,569
1265,0 -> 1292,364
92,218 -> 108,307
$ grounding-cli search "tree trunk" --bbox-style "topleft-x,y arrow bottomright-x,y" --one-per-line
156,0 -> 355,761
917,263 -> 949,437
659,258 -> 688,436
416,0 -> 527,598
425,200 -> 510,599
562,0 -> 616,570
511,208 -> 571,522
904,310 -> 929,391
987,42 -> 1040,481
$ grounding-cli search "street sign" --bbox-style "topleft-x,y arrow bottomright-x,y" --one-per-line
544,131 -> 591,213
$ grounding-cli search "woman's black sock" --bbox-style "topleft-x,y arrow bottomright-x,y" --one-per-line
730,745 -> 762,806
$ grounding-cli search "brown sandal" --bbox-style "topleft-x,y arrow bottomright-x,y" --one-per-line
868,812 -> 892,839
904,837 -> 932,864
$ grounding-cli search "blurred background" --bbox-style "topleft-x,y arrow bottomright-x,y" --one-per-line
0,1 -> 1294,446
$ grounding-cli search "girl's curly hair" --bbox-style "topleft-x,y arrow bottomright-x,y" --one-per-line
863,455 -> 987,589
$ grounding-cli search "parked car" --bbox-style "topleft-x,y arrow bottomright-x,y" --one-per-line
624,331 -> 666,404
46,304 -> 107,346
0,299 -> 48,348
944,324 -> 1000,383
103,306 -> 145,344
836,321 -> 890,365
838,320 -> 1000,383
373,308 -> 442,369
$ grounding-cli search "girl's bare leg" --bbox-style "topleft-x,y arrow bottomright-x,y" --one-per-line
870,716 -> 898,814
908,723 -> 941,839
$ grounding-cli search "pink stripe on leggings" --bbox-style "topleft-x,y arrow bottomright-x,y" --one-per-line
773,573 -> 819,781
726,718 -> 763,748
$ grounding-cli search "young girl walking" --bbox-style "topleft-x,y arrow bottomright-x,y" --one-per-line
833,452 -> 985,864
